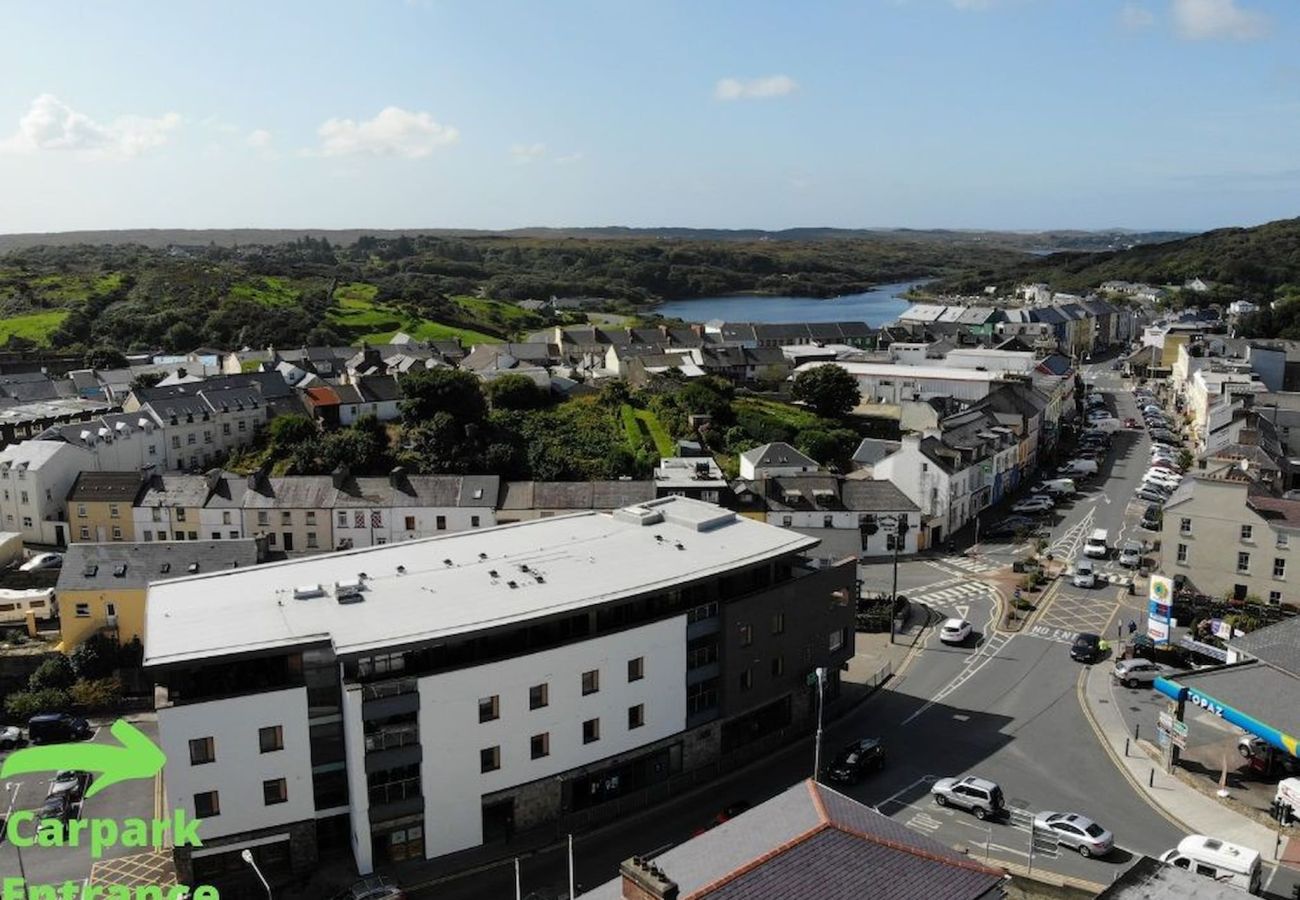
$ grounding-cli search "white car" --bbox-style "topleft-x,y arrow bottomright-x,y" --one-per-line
19,552 -> 62,572
0,724 -> 20,749
1072,559 -> 1097,588
1012,496 -> 1054,515
1118,541 -> 1143,568
1144,470 -> 1182,488
1113,659 -> 1173,688
939,618 -> 973,644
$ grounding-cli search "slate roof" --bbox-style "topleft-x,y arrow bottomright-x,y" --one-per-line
67,472 -> 146,504
1226,616 -> 1300,677
57,539 -> 261,591
741,442 -> 819,470
839,480 -> 919,512
582,780 -> 1003,900
1036,353 -> 1073,377
851,438 -> 900,466
139,474 -> 211,509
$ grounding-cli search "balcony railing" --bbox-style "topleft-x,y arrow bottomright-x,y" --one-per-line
365,724 -> 420,753
368,777 -> 421,807
361,677 -> 417,702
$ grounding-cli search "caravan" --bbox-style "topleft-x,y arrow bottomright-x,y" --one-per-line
1159,835 -> 1262,894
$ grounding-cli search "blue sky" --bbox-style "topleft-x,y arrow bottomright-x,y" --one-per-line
0,0 -> 1297,233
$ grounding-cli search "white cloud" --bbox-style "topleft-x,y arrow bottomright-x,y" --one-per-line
510,142 -> 546,164
1120,5 -> 1156,28
315,106 -> 459,158
714,75 -> 798,101
246,129 -> 272,149
0,94 -> 179,158
554,152 -> 584,165
1171,0 -> 1267,41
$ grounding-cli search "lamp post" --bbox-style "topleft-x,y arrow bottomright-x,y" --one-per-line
241,849 -> 272,900
4,782 -> 27,884
812,666 -> 826,781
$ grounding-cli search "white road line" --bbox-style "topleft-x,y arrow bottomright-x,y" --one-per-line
874,776 -> 937,812
902,632 -> 1013,725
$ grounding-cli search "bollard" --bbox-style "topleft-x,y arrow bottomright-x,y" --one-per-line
1149,768 -> 1155,788
1135,723 -> 1140,742
1124,738 -> 1130,757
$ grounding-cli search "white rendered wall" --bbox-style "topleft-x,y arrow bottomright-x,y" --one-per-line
158,686 -> 315,841
417,615 -> 687,859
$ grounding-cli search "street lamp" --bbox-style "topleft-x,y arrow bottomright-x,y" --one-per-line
241,848 -> 272,899
812,666 -> 826,781
4,782 -> 27,884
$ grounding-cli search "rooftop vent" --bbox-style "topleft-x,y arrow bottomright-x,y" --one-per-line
507,580 -> 518,589
534,574 -> 545,584
443,558 -> 453,567
293,584 -> 325,600
519,564 -> 530,573
187,563 -> 199,574
112,564 -> 127,578
479,552 -> 488,560
335,578 -> 364,595
337,591 -> 365,605
396,565 -> 406,575
675,542 -> 685,550
83,564 -> 98,577
489,569 -> 499,579
159,562 -> 171,574
655,535 -> 665,543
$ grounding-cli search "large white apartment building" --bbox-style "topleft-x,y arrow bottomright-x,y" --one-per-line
144,497 -> 856,893
0,440 -> 95,545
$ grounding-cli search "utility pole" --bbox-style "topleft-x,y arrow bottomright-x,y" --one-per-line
812,666 -> 826,781
887,515 -> 909,645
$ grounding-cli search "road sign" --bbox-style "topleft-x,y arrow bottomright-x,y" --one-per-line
1158,711 -> 1174,732
1172,719 -> 1188,738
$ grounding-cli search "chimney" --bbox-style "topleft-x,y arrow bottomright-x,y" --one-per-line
388,466 -> 407,488
619,857 -> 678,900
204,468 -> 222,492
332,463 -> 350,489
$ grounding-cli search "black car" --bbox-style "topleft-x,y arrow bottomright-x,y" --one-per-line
26,714 -> 91,745
1070,632 -> 1104,663
826,738 -> 886,785
38,793 -> 72,826
985,515 -> 1037,538
1140,505 -> 1163,530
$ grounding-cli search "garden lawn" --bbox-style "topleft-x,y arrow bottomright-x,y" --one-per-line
633,408 -> 674,457
0,310 -> 70,346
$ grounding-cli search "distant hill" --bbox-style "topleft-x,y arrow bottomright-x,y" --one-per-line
937,217 -> 1300,297
0,225 -> 1190,255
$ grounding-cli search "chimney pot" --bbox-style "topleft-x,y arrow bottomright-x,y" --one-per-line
619,856 -> 678,900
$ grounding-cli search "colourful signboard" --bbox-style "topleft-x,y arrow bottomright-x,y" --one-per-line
1147,574 -> 1173,646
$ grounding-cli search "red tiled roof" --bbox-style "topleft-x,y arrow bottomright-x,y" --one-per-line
304,386 -> 341,407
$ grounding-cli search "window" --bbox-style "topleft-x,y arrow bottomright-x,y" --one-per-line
771,655 -> 785,677
582,718 -> 600,744
281,511 -> 292,525
1270,590 -> 1283,605
480,746 -> 500,773
76,504 -> 86,517
148,444 -> 157,456
302,510 -> 315,526
257,511 -> 269,527
436,515 -> 446,531
238,419 -> 247,432
1274,558 -> 1286,579
74,603 -> 90,618
222,511 -> 232,525
1237,552 -> 1250,574
628,704 -> 645,730
1180,518 -> 1192,535
471,515 -> 480,528
229,531 -> 239,539
157,531 -> 168,541
142,530 -> 152,541
187,433 -> 196,445
782,515 -> 793,527
111,526 -> 122,540
152,507 -> 162,522
79,526 -> 89,540
529,683 -> 548,710
582,670 -> 599,696
739,668 -> 753,691
307,532 -> 318,549
222,422 -> 231,436
829,628 -> 846,653
530,733 -> 549,760
189,737 -> 215,765
740,624 -> 753,647
175,508 -> 186,522
1279,534 -> 1290,549
337,511 -> 347,528
772,612 -> 785,635
267,533 -> 276,547
211,532 -> 221,540
479,695 -> 500,722
404,516 -> 416,531
259,725 -> 284,753
1177,543 -> 1188,564
823,515 -> 834,528
1241,525 -> 1253,541
262,778 -> 287,805
193,791 -> 220,819
627,657 -> 644,682
20,516 -> 30,529
172,436 -> 181,449
188,531 -> 197,541
19,491 -> 28,504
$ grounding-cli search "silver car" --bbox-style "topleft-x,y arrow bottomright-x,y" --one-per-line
1033,811 -> 1113,857
1112,658 -> 1173,688
931,775 -> 1005,820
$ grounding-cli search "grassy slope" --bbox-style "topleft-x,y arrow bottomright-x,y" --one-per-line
326,283 -> 502,345
0,310 -> 70,345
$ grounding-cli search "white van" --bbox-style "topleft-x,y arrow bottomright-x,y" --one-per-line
1039,478 -> 1076,496
1159,835 -> 1262,894
1060,459 -> 1099,477
1276,778 -> 1300,825
1084,528 -> 1109,558
1087,418 -> 1120,434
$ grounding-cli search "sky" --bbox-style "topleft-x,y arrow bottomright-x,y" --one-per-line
0,0 -> 1298,234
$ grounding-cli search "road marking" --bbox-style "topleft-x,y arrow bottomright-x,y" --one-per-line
874,776 -> 937,812
902,632 -> 1013,725
905,811 -> 944,835
955,604 -> 970,620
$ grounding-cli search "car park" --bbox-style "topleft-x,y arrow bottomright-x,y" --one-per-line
939,618 -> 973,645
825,737 -> 886,784
1113,658 -> 1173,688
1011,496 -> 1054,515
1033,811 -> 1114,858
1118,541 -> 1143,568
18,552 -> 63,572
1070,632 -> 1103,662
931,776 -> 1005,820
1072,559 -> 1097,588
1138,481 -> 1175,498
1144,471 -> 1181,489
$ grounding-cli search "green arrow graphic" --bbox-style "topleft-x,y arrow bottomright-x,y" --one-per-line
0,719 -> 166,798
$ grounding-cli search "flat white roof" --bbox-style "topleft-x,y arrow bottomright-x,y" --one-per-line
796,361 -> 1004,382
144,497 -> 819,666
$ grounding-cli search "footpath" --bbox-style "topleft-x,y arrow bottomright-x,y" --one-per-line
1079,662 -> 1295,861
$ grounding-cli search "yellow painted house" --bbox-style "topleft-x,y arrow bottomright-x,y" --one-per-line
66,471 -> 146,543
56,538 -> 261,651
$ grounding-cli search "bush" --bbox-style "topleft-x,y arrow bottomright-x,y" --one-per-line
791,365 -> 861,419
486,374 -> 547,411
5,687 -> 70,719
29,655 -> 76,692
70,633 -> 121,680
69,676 -> 123,711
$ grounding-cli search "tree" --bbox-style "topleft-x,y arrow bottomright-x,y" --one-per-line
129,371 -> 165,393
69,676 -> 123,711
270,414 -> 317,450
399,368 -> 487,423
486,374 -> 547,411
70,633 -> 121,680
85,347 -> 128,370
791,365 -> 861,419
29,654 -> 76,692
164,321 -> 202,352
5,687 -> 70,719
597,379 -> 632,408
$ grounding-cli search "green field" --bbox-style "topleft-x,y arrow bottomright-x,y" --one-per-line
733,396 -> 828,429
326,284 -> 500,345
229,276 -> 301,307
0,310 -> 70,346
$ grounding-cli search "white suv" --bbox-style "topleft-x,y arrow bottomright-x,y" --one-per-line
931,776 -> 1006,820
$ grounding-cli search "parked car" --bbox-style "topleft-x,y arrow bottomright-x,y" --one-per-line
1124,417 -> 1140,429
1113,659 -> 1174,688
1072,559 -> 1097,588
38,793 -> 72,827
19,552 -> 62,572
0,724 -> 20,749
332,877 -> 407,900
47,770 -> 92,802
1059,458 -> 1099,477
931,776 -> 1005,820
825,737 -> 886,784
984,515 -> 1036,538
939,618 -> 973,645
1135,487 -> 1169,504
26,713 -> 91,744
1140,505 -> 1163,530
1033,811 -> 1114,858
1070,632 -> 1104,663
1149,460 -> 1182,473
1012,497 -> 1054,515
1118,541 -> 1143,568
1037,478 -> 1076,496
